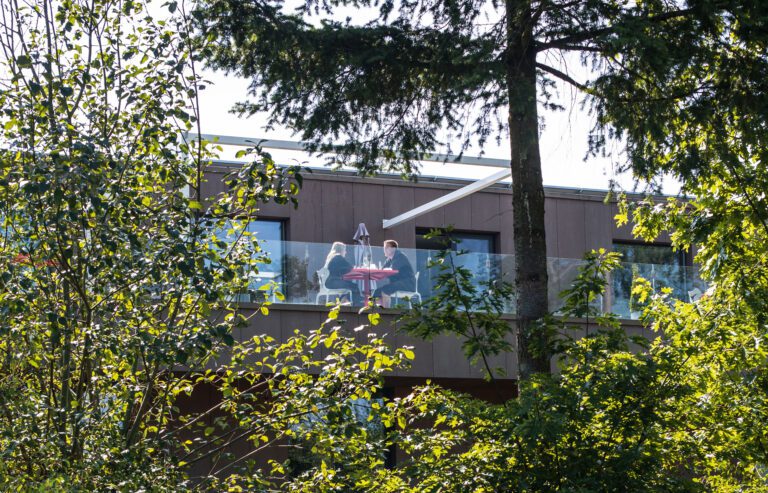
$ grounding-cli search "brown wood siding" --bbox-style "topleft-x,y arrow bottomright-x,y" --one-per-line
555,199 -> 587,258
413,187 -> 446,230
288,180 -> 324,242
231,304 -> 639,381
382,185 -> 416,248
584,201 -> 614,252
203,168 -> 669,260
471,192 -> 502,233
544,197 -> 559,257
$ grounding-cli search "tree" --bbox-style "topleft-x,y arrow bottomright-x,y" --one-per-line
0,0 -> 251,485
194,0 -> 757,378
0,0 -> 414,489
286,248 -> 768,491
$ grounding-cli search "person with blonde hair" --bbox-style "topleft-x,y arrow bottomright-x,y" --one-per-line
323,241 -> 362,305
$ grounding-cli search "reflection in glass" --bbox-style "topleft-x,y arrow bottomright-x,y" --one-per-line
222,238 -> 705,319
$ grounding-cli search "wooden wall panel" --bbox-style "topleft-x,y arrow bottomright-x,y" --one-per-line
555,199 -> 586,259
611,202 -> 673,244
318,181 -> 356,244
255,194 -> 288,219
443,194 -> 474,231
243,310 -> 282,344
544,198 -> 559,257
239,309 -> 282,368
504,331 -> 518,379
611,203 -> 635,242
277,311 -> 323,343
584,201 -> 613,252
394,329 -> 435,378
432,334 -> 470,378
279,310 -> 327,366
288,180 -> 323,242
470,192 -> 501,232
352,182 -> 385,243
382,185 -> 416,248
413,188 -> 445,229
499,194 -> 515,255
201,169 -> 227,199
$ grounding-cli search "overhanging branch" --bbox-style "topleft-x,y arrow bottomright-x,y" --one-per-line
536,7 -> 696,52
538,42 -> 603,53
535,62 -> 590,93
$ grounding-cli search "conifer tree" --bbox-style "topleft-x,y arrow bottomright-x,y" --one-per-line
196,0 -> 765,377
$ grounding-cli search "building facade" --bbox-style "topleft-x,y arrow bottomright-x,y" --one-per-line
201,163 -> 701,385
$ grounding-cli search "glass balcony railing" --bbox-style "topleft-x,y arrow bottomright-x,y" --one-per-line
246,240 -> 706,320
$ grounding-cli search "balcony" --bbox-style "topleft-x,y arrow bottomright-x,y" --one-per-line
248,240 -> 706,320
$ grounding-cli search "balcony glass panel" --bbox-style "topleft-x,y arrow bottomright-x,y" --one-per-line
240,240 -> 705,319
610,261 -> 706,319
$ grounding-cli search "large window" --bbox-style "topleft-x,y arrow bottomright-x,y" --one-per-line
612,242 -> 690,318
415,229 -> 497,299
248,219 -> 284,274
215,219 -> 285,301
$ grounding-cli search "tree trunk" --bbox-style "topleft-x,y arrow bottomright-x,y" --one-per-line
505,0 -> 551,379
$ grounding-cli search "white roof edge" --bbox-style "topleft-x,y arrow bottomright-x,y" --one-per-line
186,132 -> 510,169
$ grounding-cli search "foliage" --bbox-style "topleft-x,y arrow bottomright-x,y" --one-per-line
0,0 -> 389,489
591,1 -> 768,190
176,308 -> 413,491
192,0 -> 759,176
193,0 -> 764,378
397,228 -> 515,382
305,248 -> 768,491
3,0 -> 767,489
276,250 -> 697,491
607,13 -> 768,474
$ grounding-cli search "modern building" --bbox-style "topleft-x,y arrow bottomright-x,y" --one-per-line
200,135 -> 702,385
180,134 -> 705,474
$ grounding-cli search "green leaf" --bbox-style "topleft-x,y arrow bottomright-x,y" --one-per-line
15,55 -> 31,68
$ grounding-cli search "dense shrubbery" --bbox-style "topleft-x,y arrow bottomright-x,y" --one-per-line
2,0 -> 768,490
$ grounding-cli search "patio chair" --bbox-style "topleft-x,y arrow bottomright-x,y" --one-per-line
688,287 -> 703,302
390,272 -> 422,308
315,267 -> 353,305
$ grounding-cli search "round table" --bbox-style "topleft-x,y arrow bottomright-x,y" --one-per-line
343,267 -> 399,299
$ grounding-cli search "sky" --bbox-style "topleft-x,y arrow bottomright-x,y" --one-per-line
197,69 -> 642,192
194,14 -> 680,194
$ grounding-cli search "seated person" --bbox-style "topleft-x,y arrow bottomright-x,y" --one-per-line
323,242 -> 362,305
372,240 -> 415,307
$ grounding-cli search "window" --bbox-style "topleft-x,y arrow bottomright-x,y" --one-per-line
248,219 -> 284,275
415,229 -> 497,299
612,242 -> 690,318
215,219 -> 285,301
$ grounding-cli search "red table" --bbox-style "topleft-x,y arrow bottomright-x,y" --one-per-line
343,268 -> 399,299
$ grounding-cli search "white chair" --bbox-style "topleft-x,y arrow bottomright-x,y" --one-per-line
688,287 -> 704,302
390,272 -> 422,308
315,267 -> 353,305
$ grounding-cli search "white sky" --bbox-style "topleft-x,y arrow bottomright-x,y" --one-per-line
139,0 -> 683,193
194,3 -> 680,194
198,69 -> 636,191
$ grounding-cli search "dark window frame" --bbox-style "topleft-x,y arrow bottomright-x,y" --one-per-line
415,227 -> 498,254
612,240 -> 691,267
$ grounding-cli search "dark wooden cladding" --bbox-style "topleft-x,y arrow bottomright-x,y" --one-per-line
237,304 -> 644,380
201,166 -> 650,257
240,304 -> 520,380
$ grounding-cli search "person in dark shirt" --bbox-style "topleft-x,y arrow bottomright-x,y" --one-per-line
372,239 -> 416,307
323,242 -> 362,305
